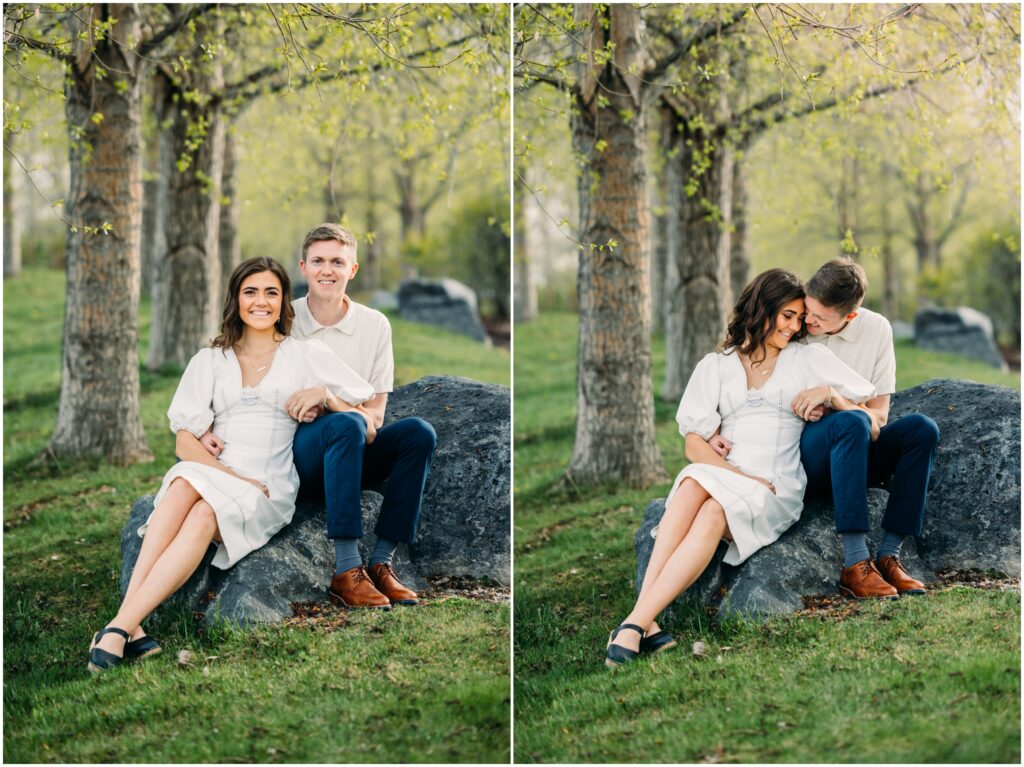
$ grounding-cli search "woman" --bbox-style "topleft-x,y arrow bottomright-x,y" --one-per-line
605,269 -> 875,668
88,257 -> 375,672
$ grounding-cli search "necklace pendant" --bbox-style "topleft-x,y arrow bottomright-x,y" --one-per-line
255,365 -> 268,372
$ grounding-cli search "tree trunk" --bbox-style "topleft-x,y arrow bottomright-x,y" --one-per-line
567,3 -> 665,487
140,175 -> 159,298
661,118 -> 733,402
395,160 -> 425,245
147,42 -> 225,370
730,157 -> 751,300
51,4 -> 151,463
880,165 -> 899,318
513,169 -> 537,323
322,153 -> 344,223
836,155 -> 860,259
219,126 -> 242,284
650,102 -> 673,336
4,119 -> 23,278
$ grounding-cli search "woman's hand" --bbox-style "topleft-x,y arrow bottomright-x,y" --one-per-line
199,430 -> 224,457
708,434 -> 732,458
791,385 -> 832,421
285,386 -> 327,422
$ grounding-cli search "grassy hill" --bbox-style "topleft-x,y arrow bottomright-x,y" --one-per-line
513,312 -> 1019,763
3,268 -> 510,763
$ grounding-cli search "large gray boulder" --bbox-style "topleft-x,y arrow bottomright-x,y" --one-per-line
397,278 -> 490,344
120,375 -> 510,625
914,306 -> 1007,370
635,379 -> 1020,618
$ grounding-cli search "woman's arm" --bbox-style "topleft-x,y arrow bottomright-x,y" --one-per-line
285,386 -> 378,443
685,433 -> 776,494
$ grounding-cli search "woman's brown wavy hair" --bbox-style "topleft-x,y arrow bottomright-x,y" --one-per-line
212,257 -> 294,350
720,268 -> 808,366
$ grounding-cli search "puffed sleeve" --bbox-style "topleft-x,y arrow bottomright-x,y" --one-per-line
299,339 -> 375,406
675,352 -> 722,440
167,348 -> 216,437
801,344 -> 876,404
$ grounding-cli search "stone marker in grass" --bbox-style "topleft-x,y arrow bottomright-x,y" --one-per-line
120,375 -> 510,625
635,379 -> 1020,618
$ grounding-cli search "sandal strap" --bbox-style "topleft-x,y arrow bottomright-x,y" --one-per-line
613,623 -> 646,639
97,626 -> 131,641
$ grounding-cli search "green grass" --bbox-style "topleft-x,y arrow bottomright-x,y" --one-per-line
3,268 -> 510,764
513,312 -> 1020,763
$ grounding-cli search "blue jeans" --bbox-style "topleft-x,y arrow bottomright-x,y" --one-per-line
800,410 -> 940,535
293,412 -> 437,542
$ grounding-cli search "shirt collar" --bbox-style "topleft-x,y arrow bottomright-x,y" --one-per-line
299,295 -> 357,336
824,312 -> 863,343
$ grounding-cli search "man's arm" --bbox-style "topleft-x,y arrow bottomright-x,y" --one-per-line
360,392 -> 387,430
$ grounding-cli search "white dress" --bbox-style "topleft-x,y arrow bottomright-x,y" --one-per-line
139,336 -> 375,569
661,343 -> 875,565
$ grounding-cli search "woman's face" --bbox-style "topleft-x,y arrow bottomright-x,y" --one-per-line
765,298 -> 806,350
237,271 -> 283,332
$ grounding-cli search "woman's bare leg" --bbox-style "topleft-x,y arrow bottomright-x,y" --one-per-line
611,499 -> 730,653
121,479 -> 201,640
636,479 -> 709,635
95,500 -> 220,655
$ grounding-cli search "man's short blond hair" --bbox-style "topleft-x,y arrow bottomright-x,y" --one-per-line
301,223 -> 358,260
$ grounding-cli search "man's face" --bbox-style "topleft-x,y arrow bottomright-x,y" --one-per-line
300,240 -> 358,303
804,295 -> 857,336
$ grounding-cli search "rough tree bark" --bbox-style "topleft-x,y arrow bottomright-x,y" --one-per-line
567,4 -> 665,487
51,4 -> 151,463
218,126 -> 242,284
650,102 -> 673,336
729,156 -> 751,301
395,158 -> 426,245
513,168 -> 537,323
836,155 -> 860,259
661,112 -> 733,403
147,23 -> 225,370
4,118 -> 23,278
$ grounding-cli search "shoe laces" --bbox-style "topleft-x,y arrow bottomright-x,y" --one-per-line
858,559 -> 881,577
882,556 -> 909,577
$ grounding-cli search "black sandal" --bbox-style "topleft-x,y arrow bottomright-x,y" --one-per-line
125,634 -> 162,661
605,623 -> 645,668
640,630 -> 678,654
87,626 -> 130,673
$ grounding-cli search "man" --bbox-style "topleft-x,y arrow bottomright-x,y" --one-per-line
799,258 -> 939,598
207,224 -> 436,609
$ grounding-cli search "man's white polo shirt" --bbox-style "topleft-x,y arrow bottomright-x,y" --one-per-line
292,296 -> 394,393
802,306 -> 896,396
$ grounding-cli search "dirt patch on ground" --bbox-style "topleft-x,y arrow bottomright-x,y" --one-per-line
797,568 -> 1019,620
286,576 -> 509,630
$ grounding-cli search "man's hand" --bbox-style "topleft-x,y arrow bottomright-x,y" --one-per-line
243,477 -> 270,497
867,410 -> 881,442
708,434 -> 732,458
749,474 -> 776,495
199,430 -> 224,457
791,385 -> 832,421
285,386 -> 327,422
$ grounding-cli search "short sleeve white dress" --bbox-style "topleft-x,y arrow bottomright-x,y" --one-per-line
138,336 -> 375,569
661,343 -> 875,565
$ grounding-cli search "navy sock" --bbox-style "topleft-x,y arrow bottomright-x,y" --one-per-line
876,530 -> 904,561
333,538 -> 362,575
369,537 -> 398,567
842,532 -> 870,569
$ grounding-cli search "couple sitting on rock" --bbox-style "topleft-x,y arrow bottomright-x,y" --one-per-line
606,259 -> 940,668
89,224 -> 436,672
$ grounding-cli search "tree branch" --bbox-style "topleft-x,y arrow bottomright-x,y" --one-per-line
647,5 -> 754,84
138,4 -> 213,58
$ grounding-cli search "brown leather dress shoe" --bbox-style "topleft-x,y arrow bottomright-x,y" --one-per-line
839,558 -> 899,599
876,555 -> 927,595
329,566 -> 391,610
368,563 -> 419,605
